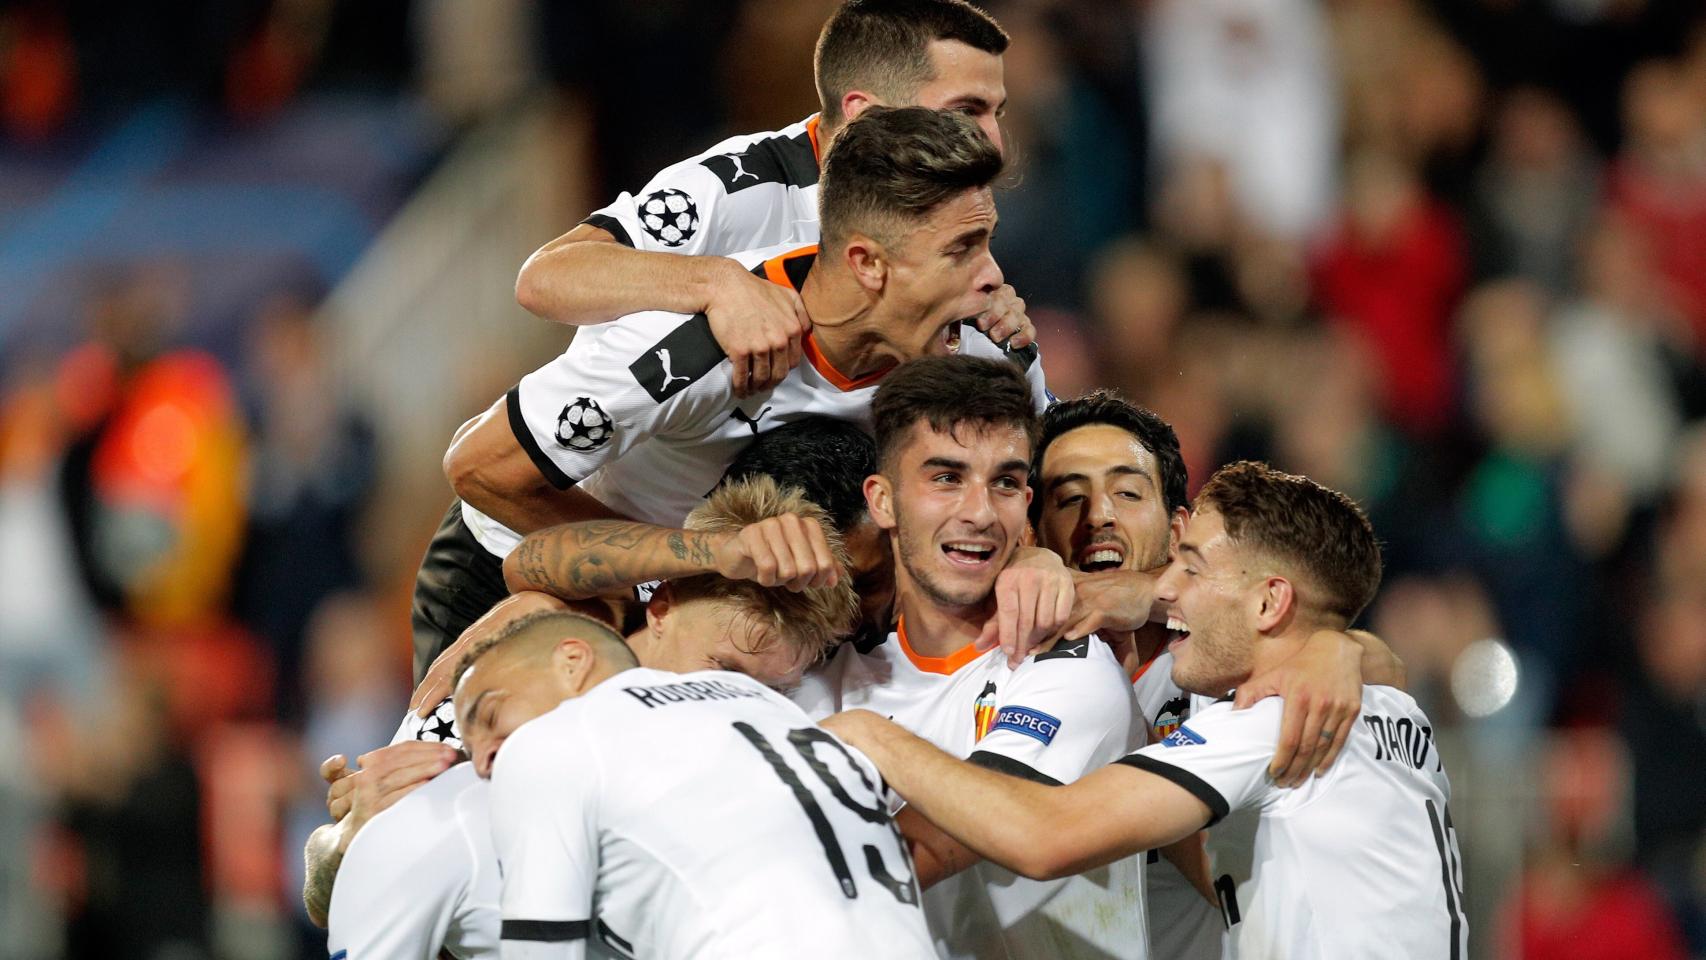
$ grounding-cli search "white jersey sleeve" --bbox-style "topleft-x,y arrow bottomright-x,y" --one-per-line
581,117 -> 820,256
328,763 -> 495,960
957,325 -> 1053,413
507,309 -> 734,492
971,637 -> 1137,785
489,706 -> 600,960
1118,699 -> 1281,826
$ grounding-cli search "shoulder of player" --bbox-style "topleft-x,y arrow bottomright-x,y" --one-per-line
690,116 -> 821,195
343,762 -> 481,871
1172,696 -> 1282,745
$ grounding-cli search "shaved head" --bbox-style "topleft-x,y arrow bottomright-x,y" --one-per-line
454,610 -> 637,693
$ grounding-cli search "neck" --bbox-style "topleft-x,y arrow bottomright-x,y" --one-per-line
1103,622 -> 1172,677
894,580 -> 990,659
800,259 -> 900,382
624,628 -> 658,669
1238,624 -> 1315,689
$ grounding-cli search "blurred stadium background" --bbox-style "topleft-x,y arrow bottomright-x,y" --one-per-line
1,0 -> 1703,957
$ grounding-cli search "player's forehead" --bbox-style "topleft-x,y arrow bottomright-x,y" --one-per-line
898,419 -> 1030,475
1041,423 -> 1158,486
913,39 -> 1006,109
920,187 -> 997,239
1179,507 -> 1232,560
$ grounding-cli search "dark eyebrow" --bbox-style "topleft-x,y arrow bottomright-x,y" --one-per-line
996,458 -> 1029,477
463,689 -> 496,725
1179,542 -> 1205,562
947,226 -> 989,250
1044,464 -> 1151,495
1044,472 -> 1088,495
922,456 -> 969,472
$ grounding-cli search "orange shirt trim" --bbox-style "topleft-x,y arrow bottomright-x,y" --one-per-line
807,115 -> 822,165
896,615 -> 983,676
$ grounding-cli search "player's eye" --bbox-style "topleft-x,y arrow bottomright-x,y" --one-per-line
1054,494 -> 1084,508
994,475 -> 1022,490
1119,491 -> 1143,501
932,472 -> 959,485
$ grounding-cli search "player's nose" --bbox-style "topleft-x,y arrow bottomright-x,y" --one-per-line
977,250 -> 1003,295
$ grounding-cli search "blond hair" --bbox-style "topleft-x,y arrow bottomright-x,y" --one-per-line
676,475 -> 859,665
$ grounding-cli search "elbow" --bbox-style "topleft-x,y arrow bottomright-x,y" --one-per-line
1009,844 -> 1075,882
514,259 -> 548,318
500,544 -> 530,595
443,438 -> 479,501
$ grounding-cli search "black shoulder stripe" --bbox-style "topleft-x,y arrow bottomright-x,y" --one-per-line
581,213 -> 633,247
781,250 -> 815,291
502,919 -> 590,942
1035,636 -> 1093,661
628,313 -> 727,403
700,129 -> 819,194
507,386 -> 577,490
968,750 -> 1063,786
1116,754 -> 1229,827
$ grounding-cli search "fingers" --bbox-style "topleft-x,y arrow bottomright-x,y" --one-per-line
319,754 -> 350,785
973,616 -> 1000,653
1315,711 -> 1355,779
413,675 -> 448,718
976,285 -> 1031,348
754,521 -> 799,587
1283,697 -> 1331,788
1266,690 -> 1306,784
745,350 -> 770,399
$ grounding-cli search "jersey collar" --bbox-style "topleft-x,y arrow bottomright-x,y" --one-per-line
807,114 -> 823,166
754,244 -> 892,392
895,615 -> 983,676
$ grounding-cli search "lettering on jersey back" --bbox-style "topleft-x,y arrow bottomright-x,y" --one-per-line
629,314 -> 726,402
623,679 -> 766,709
1363,713 -> 1437,770
701,130 -> 819,194
991,705 -> 1061,745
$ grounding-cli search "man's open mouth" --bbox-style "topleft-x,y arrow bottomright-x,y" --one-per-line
1166,616 -> 1191,650
942,319 -> 963,351
943,540 -> 995,566
1076,544 -> 1126,573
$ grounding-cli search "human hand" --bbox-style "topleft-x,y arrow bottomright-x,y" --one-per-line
1060,568 -> 1159,639
411,592 -> 570,719
1234,629 -> 1362,787
322,741 -> 460,847
976,284 -> 1035,349
707,259 -> 810,396
975,547 -> 1074,667
714,514 -> 841,590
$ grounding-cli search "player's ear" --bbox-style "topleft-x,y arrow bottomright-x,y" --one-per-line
1168,508 -> 1188,552
840,90 -> 878,124
552,636 -> 596,694
645,583 -> 674,636
845,234 -> 888,294
865,473 -> 896,531
1254,576 -> 1294,633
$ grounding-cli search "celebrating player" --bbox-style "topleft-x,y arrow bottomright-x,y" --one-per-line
1028,392 -> 1405,960
417,105 -> 1043,678
791,355 -> 1151,958
826,461 -> 1469,959
517,0 -> 1020,396
461,610 -> 937,959
306,476 -> 858,938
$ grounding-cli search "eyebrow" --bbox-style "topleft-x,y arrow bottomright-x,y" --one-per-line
1044,464 -> 1151,495
1179,543 -> 1205,562
462,689 -> 495,726
922,456 -> 969,472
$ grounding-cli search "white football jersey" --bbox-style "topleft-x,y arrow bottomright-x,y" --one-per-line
583,116 -> 822,256
463,243 -> 1051,556
1121,685 -> 1468,960
793,621 -> 1150,959
489,667 -> 936,960
328,761 -> 499,960
1130,652 -> 1222,960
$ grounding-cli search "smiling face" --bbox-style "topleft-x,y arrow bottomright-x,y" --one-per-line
870,186 -> 1003,362
1037,423 -> 1177,574
869,420 -> 1032,611
1153,507 -> 1259,697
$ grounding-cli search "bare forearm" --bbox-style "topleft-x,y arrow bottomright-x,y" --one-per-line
504,521 -> 723,599
303,822 -> 345,928
517,233 -> 725,326
1348,629 -> 1407,690
857,723 -> 1062,879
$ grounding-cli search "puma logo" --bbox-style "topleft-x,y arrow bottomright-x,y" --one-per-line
726,153 -> 758,182
729,405 -> 772,435
656,348 -> 691,390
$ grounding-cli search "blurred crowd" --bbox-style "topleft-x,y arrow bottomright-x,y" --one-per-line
3,0 -> 1706,958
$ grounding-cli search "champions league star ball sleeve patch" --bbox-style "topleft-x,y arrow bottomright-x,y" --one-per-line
991,706 -> 1061,746
637,188 -> 700,247
555,396 -> 615,451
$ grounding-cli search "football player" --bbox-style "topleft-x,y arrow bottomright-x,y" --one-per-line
827,462 -> 1468,960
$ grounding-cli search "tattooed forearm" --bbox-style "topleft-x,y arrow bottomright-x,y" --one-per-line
505,520 -> 725,601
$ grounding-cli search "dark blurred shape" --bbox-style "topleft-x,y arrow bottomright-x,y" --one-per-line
230,292 -> 376,724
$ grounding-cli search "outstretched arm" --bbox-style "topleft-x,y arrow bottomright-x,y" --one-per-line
503,512 -> 840,601
823,711 -> 1209,881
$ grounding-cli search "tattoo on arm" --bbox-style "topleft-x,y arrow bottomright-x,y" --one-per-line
509,521 -> 721,600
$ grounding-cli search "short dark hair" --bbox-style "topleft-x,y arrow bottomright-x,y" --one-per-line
815,0 -> 1009,126
1195,461 -> 1383,623
451,610 -> 637,692
818,105 -> 1002,249
872,355 -> 1037,473
720,417 -> 876,532
1031,390 -> 1188,524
